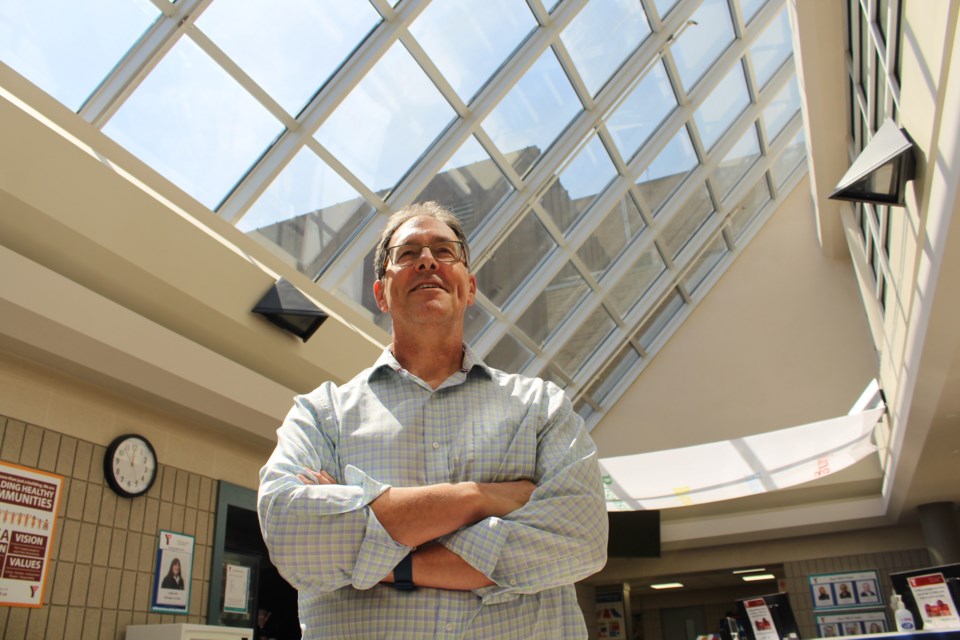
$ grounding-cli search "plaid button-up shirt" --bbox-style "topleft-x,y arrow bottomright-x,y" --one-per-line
258,345 -> 608,639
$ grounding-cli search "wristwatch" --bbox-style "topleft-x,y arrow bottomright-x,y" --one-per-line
392,553 -> 416,591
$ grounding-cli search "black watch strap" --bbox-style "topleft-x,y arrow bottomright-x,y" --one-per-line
392,553 -> 415,591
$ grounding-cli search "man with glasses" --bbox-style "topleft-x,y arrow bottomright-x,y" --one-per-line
258,201 -> 608,639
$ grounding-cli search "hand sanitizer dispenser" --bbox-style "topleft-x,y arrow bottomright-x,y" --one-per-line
892,593 -> 916,631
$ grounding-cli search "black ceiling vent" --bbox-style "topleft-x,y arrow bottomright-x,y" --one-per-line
253,277 -> 328,342
830,119 -> 915,207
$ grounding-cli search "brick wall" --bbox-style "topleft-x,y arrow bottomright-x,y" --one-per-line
0,415 -> 217,640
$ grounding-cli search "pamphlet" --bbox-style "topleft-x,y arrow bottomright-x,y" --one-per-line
743,598 -> 780,640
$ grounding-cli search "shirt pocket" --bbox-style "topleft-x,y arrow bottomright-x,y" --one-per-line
462,407 -> 538,483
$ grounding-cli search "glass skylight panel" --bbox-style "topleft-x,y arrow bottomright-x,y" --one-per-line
762,76 -> 801,142
771,128 -> 807,189
0,0 -> 159,110
608,245 -> 666,318
464,304 -> 494,344
196,0 -> 380,116
103,37 -> 282,209
606,61 -> 676,161
635,288 -> 684,350
560,0 -> 651,97
553,305 -> 616,377
660,184 -> 715,260
481,48 -> 583,177
670,0 -> 735,92
741,0 -> 770,25
339,245 -> 391,332
314,41 -> 456,197
683,234 -> 728,294
415,136 -> 514,239
410,0 -> 535,103
475,213 -> 557,308
238,147 -> 375,278
750,6 -> 793,89
714,123 -> 762,201
540,366 -> 569,390
541,135 -> 617,233
728,177 -> 772,240
694,62 -> 750,151
574,399 -> 594,421
516,262 -> 590,347
585,344 -> 641,405
485,331 -> 534,373
635,125 -> 698,215
576,195 -> 645,277
652,0 -> 681,20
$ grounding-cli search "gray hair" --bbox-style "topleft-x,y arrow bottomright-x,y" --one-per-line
373,202 -> 470,280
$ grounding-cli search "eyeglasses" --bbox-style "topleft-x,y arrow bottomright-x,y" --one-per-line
385,240 -> 466,268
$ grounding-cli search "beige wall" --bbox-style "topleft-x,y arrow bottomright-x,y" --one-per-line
592,176 -> 878,457
0,346 -> 274,639
0,349 -> 272,490
0,412 -> 217,639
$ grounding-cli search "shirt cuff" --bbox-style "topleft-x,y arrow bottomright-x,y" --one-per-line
440,517 -> 517,604
346,465 -> 412,589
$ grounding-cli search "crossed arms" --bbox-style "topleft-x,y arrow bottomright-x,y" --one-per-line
257,383 -> 608,599
299,468 -> 536,590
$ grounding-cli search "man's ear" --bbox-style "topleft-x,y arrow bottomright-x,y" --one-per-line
373,278 -> 389,312
466,273 -> 477,307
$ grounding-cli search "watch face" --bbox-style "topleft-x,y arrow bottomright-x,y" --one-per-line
105,435 -> 158,498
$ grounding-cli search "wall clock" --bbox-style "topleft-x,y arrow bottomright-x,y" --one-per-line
104,434 -> 158,498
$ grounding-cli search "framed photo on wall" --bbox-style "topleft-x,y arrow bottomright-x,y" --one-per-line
810,570 -> 882,610
151,530 -> 194,614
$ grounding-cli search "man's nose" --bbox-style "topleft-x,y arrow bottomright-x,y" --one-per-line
415,246 -> 439,269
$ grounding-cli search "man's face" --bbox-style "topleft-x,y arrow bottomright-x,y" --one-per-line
374,215 -> 476,330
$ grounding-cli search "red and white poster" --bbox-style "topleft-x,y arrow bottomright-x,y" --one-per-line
907,573 -> 960,629
0,462 -> 63,607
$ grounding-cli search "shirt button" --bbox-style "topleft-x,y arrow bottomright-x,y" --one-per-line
509,579 -> 517,586
432,442 -> 440,449
445,623 -> 455,632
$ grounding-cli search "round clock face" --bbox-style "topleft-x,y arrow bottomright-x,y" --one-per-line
104,434 -> 158,498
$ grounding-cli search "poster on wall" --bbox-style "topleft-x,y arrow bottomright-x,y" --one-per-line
816,610 -> 889,636
809,570 -> 882,610
151,530 -> 194,614
596,590 -> 626,639
906,572 -> 960,629
0,462 -> 63,607
223,563 -> 251,614
217,551 -> 259,627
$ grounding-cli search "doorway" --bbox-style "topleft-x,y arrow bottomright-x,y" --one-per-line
208,482 -> 300,638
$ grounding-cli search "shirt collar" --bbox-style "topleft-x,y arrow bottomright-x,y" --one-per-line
368,343 -> 493,381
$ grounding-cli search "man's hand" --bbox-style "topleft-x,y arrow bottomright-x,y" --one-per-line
297,468 -> 336,485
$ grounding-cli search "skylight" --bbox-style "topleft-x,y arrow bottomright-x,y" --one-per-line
0,0 -> 808,430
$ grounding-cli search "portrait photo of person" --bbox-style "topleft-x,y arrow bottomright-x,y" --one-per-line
858,580 -> 880,603
838,582 -> 853,599
161,557 -> 185,590
814,583 -> 836,607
